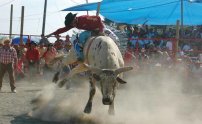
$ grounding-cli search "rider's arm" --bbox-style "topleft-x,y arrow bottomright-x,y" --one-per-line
46,26 -> 72,38
52,27 -> 68,35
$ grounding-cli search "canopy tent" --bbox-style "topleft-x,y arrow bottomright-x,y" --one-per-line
63,0 -> 202,25
12,36 -> 40,45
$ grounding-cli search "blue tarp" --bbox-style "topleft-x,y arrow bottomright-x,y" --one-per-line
63,0 -> 202,25
12,36 -> 40,45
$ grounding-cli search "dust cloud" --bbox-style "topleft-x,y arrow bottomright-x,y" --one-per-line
29,68 -> 202,124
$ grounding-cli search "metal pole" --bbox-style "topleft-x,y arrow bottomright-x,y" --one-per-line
180,0 -> 184,38
42,0 -> 47,36
20,6 -> 24,45
174,20 -> 180,63
86,0 -> 89,15
9,4 -> 13,39
96,2 -> 101,16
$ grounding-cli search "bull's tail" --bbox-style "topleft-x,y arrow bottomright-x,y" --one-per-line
52,71 -> 60,83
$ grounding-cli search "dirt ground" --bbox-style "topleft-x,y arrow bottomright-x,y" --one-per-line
0,74 -> 61,124
1,69 -> 202,124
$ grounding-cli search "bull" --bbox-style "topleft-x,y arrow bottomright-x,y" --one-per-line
52,35 -> 133,115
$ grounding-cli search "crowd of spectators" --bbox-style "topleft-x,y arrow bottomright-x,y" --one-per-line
0,35 -> 72,84
123,25 -> 202,77
124,25 -> 202,51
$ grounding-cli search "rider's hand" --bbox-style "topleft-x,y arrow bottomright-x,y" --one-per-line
45,34 -> 52,38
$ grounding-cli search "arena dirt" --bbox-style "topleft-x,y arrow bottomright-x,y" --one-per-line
0,68 -> 202,124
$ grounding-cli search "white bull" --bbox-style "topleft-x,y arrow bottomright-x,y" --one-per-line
53,35 -> 133,115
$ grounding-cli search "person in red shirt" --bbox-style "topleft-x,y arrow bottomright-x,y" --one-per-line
25,41 -> 40,75
46,12 -> 105,62
46,12 -> 104,37
41,43 -> 57,70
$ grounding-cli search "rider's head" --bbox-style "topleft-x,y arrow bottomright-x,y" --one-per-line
64,12 -> 77,27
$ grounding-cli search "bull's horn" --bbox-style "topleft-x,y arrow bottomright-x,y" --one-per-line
115,66 -> 133,75
84,63 -> 102,74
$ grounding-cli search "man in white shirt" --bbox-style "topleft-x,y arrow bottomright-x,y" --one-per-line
166,41 -> 173,51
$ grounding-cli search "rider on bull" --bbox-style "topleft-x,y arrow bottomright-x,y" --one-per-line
46,12 -> 104,61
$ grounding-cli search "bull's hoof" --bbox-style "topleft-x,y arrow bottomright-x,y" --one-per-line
52,72 -> 60,83
58,79 -> 68,88
84,102 -> 92,114
108,109 -> 115,115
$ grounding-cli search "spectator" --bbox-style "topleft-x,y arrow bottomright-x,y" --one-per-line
124,43 -> 135,66
37,43 -> 47,75
13,44 -> 25,79
62,41 -> 72,54
25,41 -> 40,76
182,42 -> 191,51
42,43 -> 57,70
54,35 -> 63,51
125,25 -> 134,38
165,40 -> 173,51
0,39 -> 18,93
62,35 -> 73,53
64,35 -> 71,46
39,34 -> 50,46
138,48 -> 149,67
38,43 -> 47,58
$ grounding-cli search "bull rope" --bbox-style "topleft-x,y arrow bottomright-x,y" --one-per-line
85,37 -> 97,64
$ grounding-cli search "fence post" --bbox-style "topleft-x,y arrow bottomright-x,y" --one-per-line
9,4 -> 13,39
173,20 -> 180,63
20,6 -> 24,45
96,2 -> 101,16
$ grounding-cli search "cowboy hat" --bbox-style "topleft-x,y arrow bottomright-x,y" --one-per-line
3,38 -> 11,45
64,12 -> 77,26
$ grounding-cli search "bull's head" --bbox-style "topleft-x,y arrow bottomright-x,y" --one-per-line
85,64 -> 133,105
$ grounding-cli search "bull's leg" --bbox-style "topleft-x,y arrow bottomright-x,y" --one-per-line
84,77 -> 96,114
108,101 -> 115,115
57,63 -> 88,88
52,71 -> 60,83
67,63 -> 88,77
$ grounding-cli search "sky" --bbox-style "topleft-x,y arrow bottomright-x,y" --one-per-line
0,0 -> 100,38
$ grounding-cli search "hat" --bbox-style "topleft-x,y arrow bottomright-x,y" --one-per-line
3,38 -> 11,44
64,12 -> 77,26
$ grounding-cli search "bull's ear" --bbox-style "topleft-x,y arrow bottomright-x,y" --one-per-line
116,77 -> 127,84
92,74 -> 101,81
